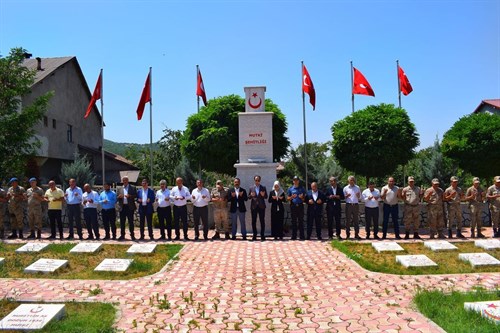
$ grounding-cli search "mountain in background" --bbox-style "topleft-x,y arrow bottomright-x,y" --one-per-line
104,139 -> 159,156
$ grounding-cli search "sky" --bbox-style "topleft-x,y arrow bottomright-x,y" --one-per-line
1,0 -> 499,151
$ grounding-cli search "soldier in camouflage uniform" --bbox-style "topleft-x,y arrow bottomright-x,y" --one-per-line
401,176 -> 422,239
7,177 -> 27,239
465,177 -> 485,238
211,180 -> 230,240
26,177 -> 46,239
486,176 -> 500,238
0,183 -> 7,239
424,178 -> 446,239
444,176 -> 465,238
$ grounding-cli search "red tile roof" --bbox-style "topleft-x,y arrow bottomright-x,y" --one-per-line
473,99 -> 500,113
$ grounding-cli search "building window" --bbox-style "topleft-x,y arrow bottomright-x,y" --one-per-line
52,119 -> 56,129
43,116 -> 48,127
67,125 -> 73,143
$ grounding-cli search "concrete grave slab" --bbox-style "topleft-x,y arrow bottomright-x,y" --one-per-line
371,241 -> 404,253
396,255 -> 438,268
94,259 -> 133,272
475,239 -> 500,251
424,240 -> 458,252
0,303 -> 65,331
15,243 -> 49,253
126,244 -> 156,254
69,242 -> 103,253
24,259 -> 68,274
459,253 -> 500,267
464,300 -> 500,324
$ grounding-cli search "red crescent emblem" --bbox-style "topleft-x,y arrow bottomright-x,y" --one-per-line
248,93 -> 262,109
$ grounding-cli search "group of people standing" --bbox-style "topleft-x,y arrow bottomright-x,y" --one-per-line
1,174 -> 499,242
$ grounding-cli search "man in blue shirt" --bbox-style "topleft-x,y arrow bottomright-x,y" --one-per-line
287,176 -> 306,240
64,178 -> 83,240
100,182 -> 117,240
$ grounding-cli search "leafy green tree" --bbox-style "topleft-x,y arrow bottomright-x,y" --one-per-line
0,47 -> 52,179
331,103 -> 419,184
156,128 -> 183,184
181,95 -> 290,175
442,113 -> 500,179
282,142 -> 330,185
60,152 -> 96,188
174,156 -> 197,189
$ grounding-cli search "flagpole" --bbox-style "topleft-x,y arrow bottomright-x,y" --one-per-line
301,61 -> 308,190
397,60 -> 402,108
149,67 -> 153,185
350,61 -> 354,113
100,68 -> 105,186
196,64 -> 201,178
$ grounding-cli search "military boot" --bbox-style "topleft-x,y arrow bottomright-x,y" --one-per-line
404,231 -> 410,240
477,227 -> 486,238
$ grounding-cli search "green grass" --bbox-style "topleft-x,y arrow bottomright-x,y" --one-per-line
332,240 -> 500,275
414,287 -> 500,333
0,299 -> 116,333
0,243 -> 182,279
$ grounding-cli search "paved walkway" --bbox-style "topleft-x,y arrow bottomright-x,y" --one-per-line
1,236 -> 500,332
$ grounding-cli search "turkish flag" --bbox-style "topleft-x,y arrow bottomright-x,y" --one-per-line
84,72 -> 102,119
398,65 -> 413,96
197,69 -> 207,106
302,64 -> 316,110
136,72 -> 151,120
352,67 -> 375,96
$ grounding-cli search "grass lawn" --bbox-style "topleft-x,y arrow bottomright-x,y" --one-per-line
0,242 -> 182,280
332,240 -> 500,275
414,287 -> 500,333
0,299 -> 116,333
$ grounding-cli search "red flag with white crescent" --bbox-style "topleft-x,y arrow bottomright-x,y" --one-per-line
136,71 -> 151,121
84,72 -> 102,119
398,65 -> 413,96
302,64 -> 316,110
352,67 -> 375,97
197,69 -> 207,106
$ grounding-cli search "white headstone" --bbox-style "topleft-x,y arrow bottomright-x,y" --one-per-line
464,300 -> 500,324
459,253 -> 500,267
0,304 -> 65,331
126,243 -> 156,254
69,242 -> 103,253
16,243 -> 49,253
24,259 -> 68,274
371,241 -> 404,253
94,259 -> 133,272
396,255 -> 438,268
475,239 -> 500,251
424,240 -> 458,252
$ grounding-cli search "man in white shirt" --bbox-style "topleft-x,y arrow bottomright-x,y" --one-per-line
343,175 -> 361,239
362,181 -> 380,240
82,183 -> 100,240
381,177 -> 402,240
156,180 -> 172,240
65,178 -> 83,240
170,177 -> 191,240
192,179 -> 211,240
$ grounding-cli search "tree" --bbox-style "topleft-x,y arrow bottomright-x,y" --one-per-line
156,128 -> 183,184
442,112 -> 500,179
0,47 -> 52,179
282,142 -> 330,184
181,95 -> 290,175
331,103 -> 419,183
60,152 -> 96,188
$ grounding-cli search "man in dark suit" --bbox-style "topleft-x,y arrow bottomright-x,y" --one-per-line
249,175 -> 268,241
306,182 -> 326,240
228,178 -> 248,240
137,178 -> 156,240
326,176 -> 345,240
117,176 -> 137,241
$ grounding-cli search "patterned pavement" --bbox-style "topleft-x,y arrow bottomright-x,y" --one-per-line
1,231 -> 500,332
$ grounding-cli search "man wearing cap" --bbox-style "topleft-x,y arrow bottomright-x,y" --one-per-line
6,178 -> 27,239
249,175 -> 268,241
465,177 -> 486,238
83,183 -> 101,240
117,176 -> 137,241
486,176 -> 500,238
287,176 -> 306,240
381,177 -> 401,240
444,176 -> 465,238
26,178 -> 46,239
45,180 -> 65,239
326,176 -> 345,240
401,176 -> 423,239
228,177 -> 248,240
211,180 -> 230,240
0,182 -> 7,239
424,178 -> 446,239
155,179 -> 172,240
191,179 -> 211,241
99,182 -> 117,240
362,181 -> 380,240
64,178 -> 83,240
344,175 -> 362,240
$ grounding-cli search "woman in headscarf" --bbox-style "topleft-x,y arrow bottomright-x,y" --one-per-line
268,180 -> 286,240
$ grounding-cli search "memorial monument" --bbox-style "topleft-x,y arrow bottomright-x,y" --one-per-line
234,86 -> 277,234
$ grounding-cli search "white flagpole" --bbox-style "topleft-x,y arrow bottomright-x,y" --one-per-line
100,69 -> 105,186
301,60 -> 308,190
149,67 -> 153,185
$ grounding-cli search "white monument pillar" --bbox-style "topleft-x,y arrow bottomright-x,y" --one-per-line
234,86 -> 277,235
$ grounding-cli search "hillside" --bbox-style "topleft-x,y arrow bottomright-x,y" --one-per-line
104,139 -> 159,156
